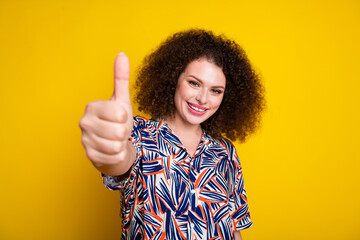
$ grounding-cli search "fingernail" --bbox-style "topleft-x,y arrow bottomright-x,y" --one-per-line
118,52 -> 125,55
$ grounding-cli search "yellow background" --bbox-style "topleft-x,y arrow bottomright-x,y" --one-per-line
1,0 -> 359,239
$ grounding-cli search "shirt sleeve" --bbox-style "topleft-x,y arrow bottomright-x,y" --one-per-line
102,116 -> 143,191
227,141 -> 253,231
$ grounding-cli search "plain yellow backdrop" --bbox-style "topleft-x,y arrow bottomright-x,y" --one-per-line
1,0 -> 359,239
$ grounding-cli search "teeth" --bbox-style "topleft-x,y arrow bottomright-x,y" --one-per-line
189,103 -> 206,112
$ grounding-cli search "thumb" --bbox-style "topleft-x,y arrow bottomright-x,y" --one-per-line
112,52 -> 131,105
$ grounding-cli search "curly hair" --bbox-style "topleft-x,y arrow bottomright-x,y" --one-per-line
135,29 -> 265,142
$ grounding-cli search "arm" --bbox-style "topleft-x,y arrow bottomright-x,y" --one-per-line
227,140 -> 253,234
234,231 -> 242,240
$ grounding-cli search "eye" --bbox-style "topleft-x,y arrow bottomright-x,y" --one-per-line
188,80 -> 200,87
211,89 -> 223,95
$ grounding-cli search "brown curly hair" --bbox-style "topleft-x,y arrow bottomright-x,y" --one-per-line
135,29 -> 265,142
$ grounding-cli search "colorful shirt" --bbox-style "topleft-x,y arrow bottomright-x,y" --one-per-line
103,116 -> 252,240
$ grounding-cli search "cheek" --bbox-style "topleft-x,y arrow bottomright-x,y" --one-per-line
174,87 -> 185,108
176,84 -> 192,100
212,96 -> 224,109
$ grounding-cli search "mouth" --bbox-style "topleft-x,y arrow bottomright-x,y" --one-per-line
187,102 -> 208,112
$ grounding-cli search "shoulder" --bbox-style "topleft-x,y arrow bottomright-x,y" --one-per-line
203,131 -> 237,153
133,115 -> 150,127
218,138 -> 236,152
217,138 -> 242,166
133,116 -> 160,130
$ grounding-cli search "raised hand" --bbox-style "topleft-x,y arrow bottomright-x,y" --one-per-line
111,52 -> 133,126
79,53 -> 136,176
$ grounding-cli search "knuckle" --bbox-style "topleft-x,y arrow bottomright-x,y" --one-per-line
78,118 -> 88,129
115,107 -> 128,122
111,141 -> 122,153
117,151 -> 127,163
85,102 -> 94,112
80,136 -> 88,147
115,127 -> 126,140
117,142 -> 126,153
92,160 -> 103,169
86,148 -> 98,162
85,100 -> 104,114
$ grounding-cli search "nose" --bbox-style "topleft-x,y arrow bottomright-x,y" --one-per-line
195,89 -> 208,104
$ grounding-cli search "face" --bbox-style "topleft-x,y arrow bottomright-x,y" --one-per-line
173,58 -> 226,127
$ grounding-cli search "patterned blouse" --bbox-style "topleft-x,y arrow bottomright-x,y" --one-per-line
103,116 -> 253,240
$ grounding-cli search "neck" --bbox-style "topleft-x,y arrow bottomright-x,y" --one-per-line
164,116 -> 202,136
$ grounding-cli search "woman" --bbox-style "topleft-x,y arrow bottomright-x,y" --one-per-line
79,29 -> 265,240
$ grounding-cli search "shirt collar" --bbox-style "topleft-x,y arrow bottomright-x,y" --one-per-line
157,119 -> 220,148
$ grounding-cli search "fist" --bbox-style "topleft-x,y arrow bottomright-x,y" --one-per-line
79,53 -> 134,172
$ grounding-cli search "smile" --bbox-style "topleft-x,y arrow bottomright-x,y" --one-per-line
187,102 -> 207,112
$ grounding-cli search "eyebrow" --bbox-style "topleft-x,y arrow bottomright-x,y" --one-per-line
188,75 -> 226,89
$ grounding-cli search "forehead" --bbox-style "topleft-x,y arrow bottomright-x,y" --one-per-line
182,58 -> 226,86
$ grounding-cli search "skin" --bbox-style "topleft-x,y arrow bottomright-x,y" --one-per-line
79,53 -> 136,176
79,53 -> 243,239
166,58 -> 226,157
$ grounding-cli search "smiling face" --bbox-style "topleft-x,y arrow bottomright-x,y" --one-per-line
173,58 -> 226,128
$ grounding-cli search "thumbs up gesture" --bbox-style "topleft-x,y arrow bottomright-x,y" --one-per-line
79,53 -> 136,176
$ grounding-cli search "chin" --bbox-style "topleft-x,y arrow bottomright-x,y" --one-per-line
185,114 -> 212,126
